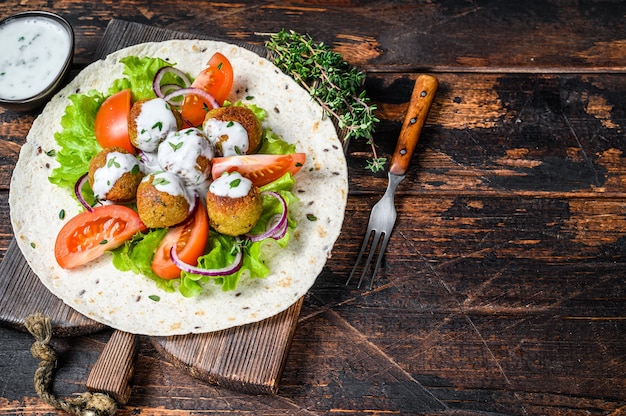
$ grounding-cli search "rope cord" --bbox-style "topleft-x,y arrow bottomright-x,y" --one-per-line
24,313 -> 118,416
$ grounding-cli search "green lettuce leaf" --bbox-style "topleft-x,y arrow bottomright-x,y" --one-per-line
48,91 -> 105,191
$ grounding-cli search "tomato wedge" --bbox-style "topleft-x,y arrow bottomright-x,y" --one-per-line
181,52 -> 234,127
211,153 -> 306,187
151,199 -> 210,279
55,205 -> 146,269
94,89 -> 135,154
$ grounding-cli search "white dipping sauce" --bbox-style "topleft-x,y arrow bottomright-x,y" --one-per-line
0,16 -> 71,100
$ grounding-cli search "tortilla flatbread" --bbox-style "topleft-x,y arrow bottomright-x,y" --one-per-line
9,39 -> 347,336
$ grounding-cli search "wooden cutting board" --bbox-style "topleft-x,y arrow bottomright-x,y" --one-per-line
0,18 -> 306,396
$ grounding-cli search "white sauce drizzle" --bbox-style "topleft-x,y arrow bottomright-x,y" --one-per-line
157,127 -> 215,188
209,172 -> 252,199
0,17 -> 71,100
143,171 -> 193,207
203,118 -> 249,157
134,98 -> 178,152
92,151 -> 140,201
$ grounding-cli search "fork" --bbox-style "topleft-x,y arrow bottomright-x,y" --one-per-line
346,74 -> 438,289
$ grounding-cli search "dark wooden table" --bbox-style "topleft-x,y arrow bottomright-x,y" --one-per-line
1,1 -> 625,415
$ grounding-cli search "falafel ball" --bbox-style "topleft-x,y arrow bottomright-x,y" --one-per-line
203,105 -> 262,156
206,171 -> 263,236
129,98 -> 182,153
157,127 -> 215,187
136,171 -> 193,228
88,146 -> 144,203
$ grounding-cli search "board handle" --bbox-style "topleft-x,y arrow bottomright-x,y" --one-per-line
86,330 -> 138,404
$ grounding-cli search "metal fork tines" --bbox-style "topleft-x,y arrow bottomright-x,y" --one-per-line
346,172 -> 404,289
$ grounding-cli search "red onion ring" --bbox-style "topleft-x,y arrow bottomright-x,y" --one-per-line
153,66 -> 191,98
170,237 -> 244,277
163,87 -> 220,110
245,191 -> 288,242
74,173 -> 94,212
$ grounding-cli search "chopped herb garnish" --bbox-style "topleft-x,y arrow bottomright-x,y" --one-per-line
46,149 -> 56,157
169,141 -> 184,151
131,164 -> 140,174
30,242 -> 36,248
295,162 -> 303,167
107,157 -> 121,169
217,62 -> 223,70
230,178 -> 241,188
58,209 -> 65,219
153,177 -> 170,186
100,239 -> 108,245
245,95 -> 254,100
226,121 -> 234,128
307,214 -> 318,221
149,295 -> 160,302
152,121 -> 163,131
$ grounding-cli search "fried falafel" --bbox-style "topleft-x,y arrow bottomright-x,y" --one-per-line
206,171 -> 263,236
129,98 -> 182,153
136,171 -> 193,228
203,106 -> 262,156
88,146 -> 144,203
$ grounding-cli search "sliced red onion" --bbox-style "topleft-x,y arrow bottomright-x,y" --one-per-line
153,66 -> 191,98
163,87 -> 219,110
245,191 -> 288,242
74,173 -> 94,213
170,237 -> 243,277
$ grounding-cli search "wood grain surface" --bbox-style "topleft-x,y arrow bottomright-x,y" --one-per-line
1,1 -> 625,415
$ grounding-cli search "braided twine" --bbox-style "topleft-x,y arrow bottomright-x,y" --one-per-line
24,313 -> 118,416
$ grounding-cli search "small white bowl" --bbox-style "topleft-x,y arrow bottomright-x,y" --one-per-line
0,11 -> 74,111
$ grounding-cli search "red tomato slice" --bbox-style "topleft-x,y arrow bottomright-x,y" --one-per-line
181,52 -> 234,127
151,199 -> 210,279
55,205 -> 146,269
211,153 -> 306,187
94,89 -> 135,154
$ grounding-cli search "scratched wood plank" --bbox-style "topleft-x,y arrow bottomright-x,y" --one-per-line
2,0 -> 626,72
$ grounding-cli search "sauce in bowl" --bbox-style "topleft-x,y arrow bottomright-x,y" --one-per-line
0,13 -> 73,101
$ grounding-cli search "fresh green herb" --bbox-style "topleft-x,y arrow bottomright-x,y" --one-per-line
230,178 -> 241,188
217,62 -> 223,70
226,121 -> 234,128
153,177 -> 170,186
46,149 -> 56,157
131,164 -> 140,175
100,239 -> 108,245
30,242 -> 36,249
107,157 -> 121,169
265,29 -> 382,172
149,295 -> 160,302
152,121 -> 163,131
58,209 -> 65,220
169,141 -> 184,151
306,213 -> 318,221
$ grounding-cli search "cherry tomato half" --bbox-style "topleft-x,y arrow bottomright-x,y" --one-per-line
151,199 -> 210,279
211,153 -> 306,187
94,89 -> 135,154
55,205 -> 146,269
181,52 -> 234,127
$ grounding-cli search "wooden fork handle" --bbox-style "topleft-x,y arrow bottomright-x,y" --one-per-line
389,74 -> 438,176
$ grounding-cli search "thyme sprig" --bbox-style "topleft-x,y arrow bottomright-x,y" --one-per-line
264,29 -> 385,172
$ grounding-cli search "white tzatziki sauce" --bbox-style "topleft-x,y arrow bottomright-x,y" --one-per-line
204,118 -> 249,157
209,171 -> 252,199
92,151 -> 140,201
0,16 -> 71,100
134,98 -> 179,152
157,127 -> 215,188
144,170 -> 193,207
